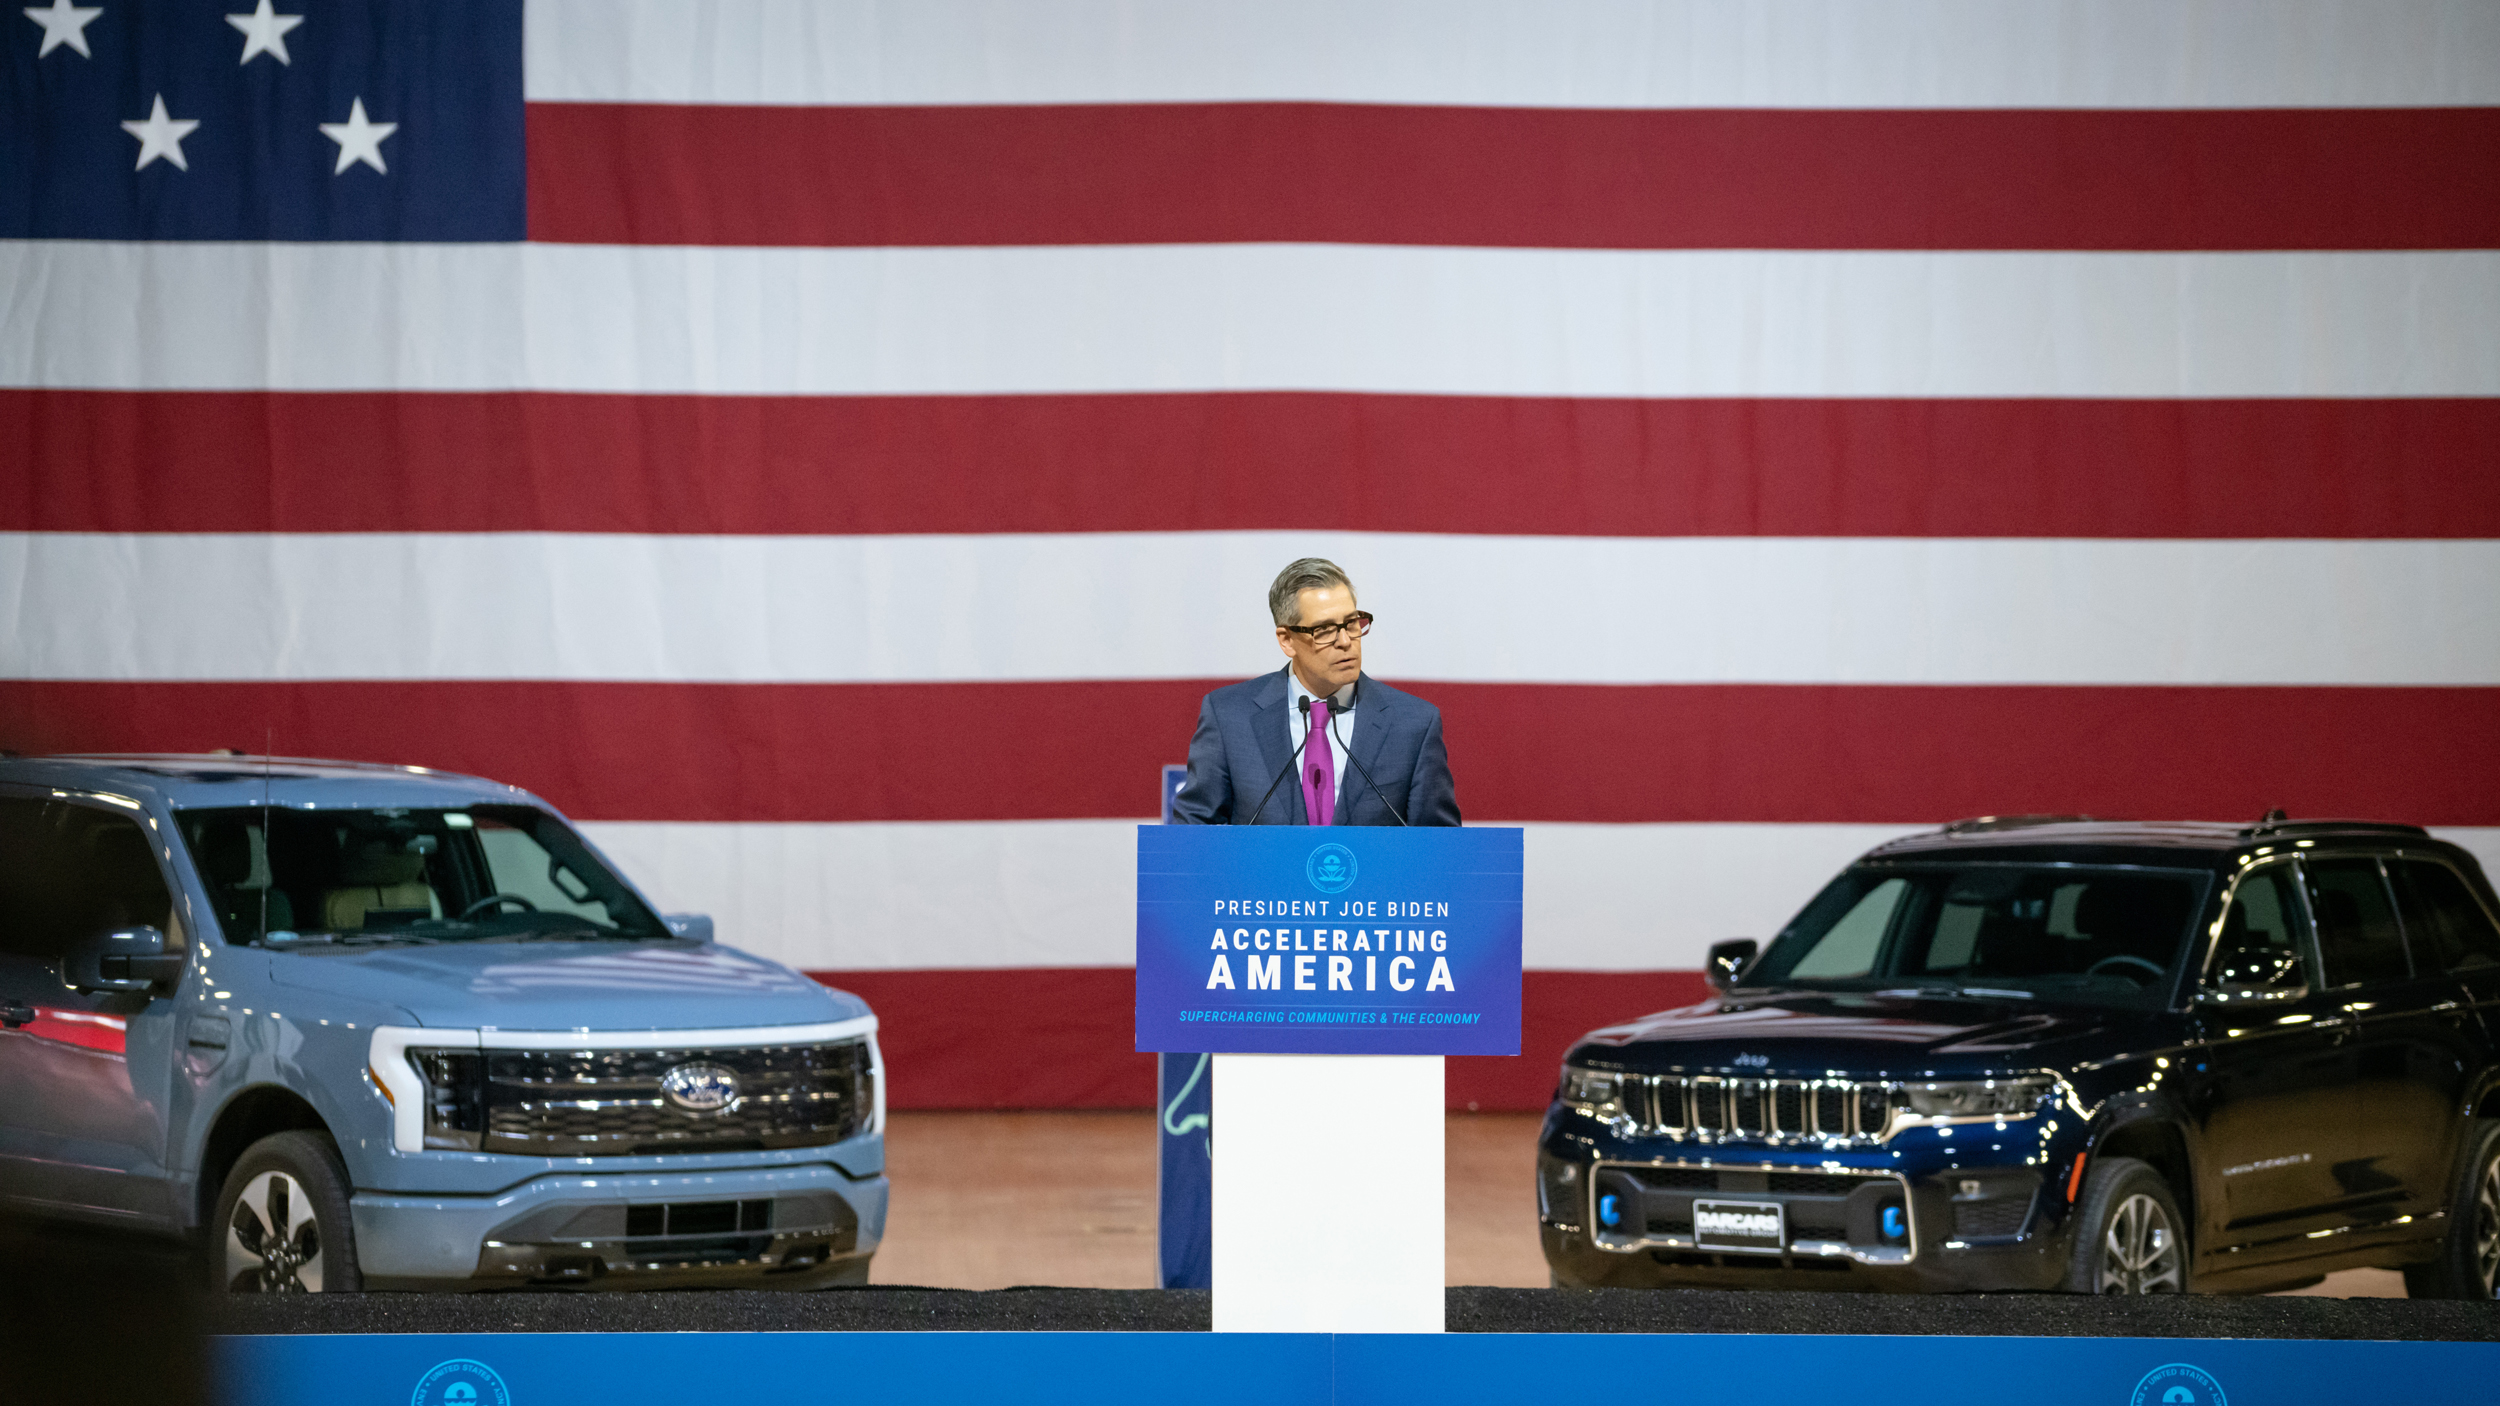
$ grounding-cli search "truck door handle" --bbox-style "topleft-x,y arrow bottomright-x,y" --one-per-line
0,1000 -> 34,1029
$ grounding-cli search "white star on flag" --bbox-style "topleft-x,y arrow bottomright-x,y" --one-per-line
224,0 -> 301,65
22,0 -> 102,58
121,93 -> 200,171
318,97 -> 396,174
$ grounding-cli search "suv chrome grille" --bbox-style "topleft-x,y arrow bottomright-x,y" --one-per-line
475,1041 -> 873,1156
1623,1072 -> 1902,1146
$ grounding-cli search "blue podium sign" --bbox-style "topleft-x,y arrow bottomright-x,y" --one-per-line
1135,826 -> 1522,1055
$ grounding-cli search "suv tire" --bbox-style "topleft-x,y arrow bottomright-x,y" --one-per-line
2063,1156 -> 2188,1294
211,1130 -> 362,1293
2403,1119 -> 2500,1300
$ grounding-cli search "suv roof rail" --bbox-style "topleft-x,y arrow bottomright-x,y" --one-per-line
1941,814 -> 2097,834
2240,810 -> 2430,840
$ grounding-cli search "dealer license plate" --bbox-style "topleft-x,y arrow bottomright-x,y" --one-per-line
1692,1198 -> 1786,1254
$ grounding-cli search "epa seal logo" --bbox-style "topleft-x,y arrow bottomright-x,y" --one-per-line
2131,1363 -> 2225,1406
1306,843 -> 1358,893
413,1358 -> 510,1406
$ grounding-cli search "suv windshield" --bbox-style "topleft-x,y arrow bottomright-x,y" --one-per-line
178,804 -> 666,944
1746,863 -> 2211,1009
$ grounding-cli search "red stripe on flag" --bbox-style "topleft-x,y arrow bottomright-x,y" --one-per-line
527,102 -> 2500,250
10,390 -> 2498,539
6,680 -> 2493,826
814,967 -> 1709,1111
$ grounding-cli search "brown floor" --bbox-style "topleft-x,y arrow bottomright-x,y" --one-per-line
874,1110 -> 2405,1297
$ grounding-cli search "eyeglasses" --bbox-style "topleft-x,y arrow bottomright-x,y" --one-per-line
1280,611 -> 1374,647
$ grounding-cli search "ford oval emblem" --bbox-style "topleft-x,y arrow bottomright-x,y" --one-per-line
660,1061 -> 740,1114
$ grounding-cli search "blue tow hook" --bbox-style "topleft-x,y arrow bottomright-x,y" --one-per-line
1597,1193 -> 1623,1229
1881,1204 -> 1907,1240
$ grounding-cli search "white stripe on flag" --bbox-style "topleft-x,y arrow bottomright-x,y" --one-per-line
525,0 -> 2500,109
580,819 -> 2500,973
10,532 -> 2496,686
8,243 -> 2495,397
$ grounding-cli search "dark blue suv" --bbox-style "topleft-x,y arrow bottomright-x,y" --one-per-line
1540,817 -> 2500,1297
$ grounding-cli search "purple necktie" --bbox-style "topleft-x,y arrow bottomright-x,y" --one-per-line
1301,699 -> 1336,826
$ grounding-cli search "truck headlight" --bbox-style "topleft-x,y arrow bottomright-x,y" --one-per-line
408,1049 -> 485,1150
1560,1066 -> 1623,1119
1900,1076 -> 2053,1122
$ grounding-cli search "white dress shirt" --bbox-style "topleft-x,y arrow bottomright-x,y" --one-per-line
1285,669 -> 1356,812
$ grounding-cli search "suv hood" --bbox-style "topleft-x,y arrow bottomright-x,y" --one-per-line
267,940 -> 869,1031
1571,989 -> 2143,1079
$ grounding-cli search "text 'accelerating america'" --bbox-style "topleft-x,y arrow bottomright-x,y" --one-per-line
1200,895 -> 1460,995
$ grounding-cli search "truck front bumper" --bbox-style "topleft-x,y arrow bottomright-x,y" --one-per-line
351,1160 -> 886,1290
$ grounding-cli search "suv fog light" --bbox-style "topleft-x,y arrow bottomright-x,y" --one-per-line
1598,1193 -> 1624,1229
1880,1204 -> 1907,1241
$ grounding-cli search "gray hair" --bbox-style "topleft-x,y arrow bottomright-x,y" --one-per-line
1268,558 -> 1355,626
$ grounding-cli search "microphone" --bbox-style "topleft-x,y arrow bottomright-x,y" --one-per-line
1246,696 -> 1319,825
1328,705 -> 1410,826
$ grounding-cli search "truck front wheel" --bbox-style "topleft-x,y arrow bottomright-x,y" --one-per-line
211,1130 -> 363,1293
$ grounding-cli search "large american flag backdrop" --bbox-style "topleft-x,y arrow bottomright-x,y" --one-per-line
5,1 -> 2496,1110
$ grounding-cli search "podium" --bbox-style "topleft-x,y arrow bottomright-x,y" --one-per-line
1137,826 -> 1523,1332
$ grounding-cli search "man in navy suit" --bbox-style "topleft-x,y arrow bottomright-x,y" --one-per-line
1170,558 -> 1461,827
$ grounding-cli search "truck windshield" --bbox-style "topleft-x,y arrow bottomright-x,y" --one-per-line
177,804 -> 667,944
1745,864 -> 2210,1009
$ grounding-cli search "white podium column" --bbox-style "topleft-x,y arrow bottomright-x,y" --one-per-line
1209,1052 -> 1444,1333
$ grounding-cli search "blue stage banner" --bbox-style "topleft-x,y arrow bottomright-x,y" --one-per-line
1134,825 -> 1522,1055
217,1330 -> 2500,1406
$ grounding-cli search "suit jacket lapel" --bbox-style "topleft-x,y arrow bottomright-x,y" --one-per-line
1251,666 -> 1305,824
1334,674 -> 1391,826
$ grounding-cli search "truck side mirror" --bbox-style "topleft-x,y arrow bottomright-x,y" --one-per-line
663,913 -> 714,943
63,926 -> 186,995
1706,939 -> 1758,993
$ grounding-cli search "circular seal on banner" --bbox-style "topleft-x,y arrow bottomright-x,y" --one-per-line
413,1359 -> 510,1406
1306,843 -> 1358,893
2130,1363 -> 2225,1406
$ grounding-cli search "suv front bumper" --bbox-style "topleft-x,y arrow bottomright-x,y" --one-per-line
351,1159 -> 886,1290
1539,1114 -> 2081,1293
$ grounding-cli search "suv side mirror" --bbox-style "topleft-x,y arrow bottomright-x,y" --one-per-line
63,926 -> 186,995
2194,941 -> 2306,1006
663,913 -> 714,943
1706,939 -> 1758,993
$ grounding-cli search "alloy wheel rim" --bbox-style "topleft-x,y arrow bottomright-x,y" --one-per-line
2097,1191 -> 2182,1294
224,1170 -> 325,1292
2474,1154 -> 2500,1299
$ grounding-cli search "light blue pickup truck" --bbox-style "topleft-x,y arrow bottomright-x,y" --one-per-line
0,754 -> 884,1291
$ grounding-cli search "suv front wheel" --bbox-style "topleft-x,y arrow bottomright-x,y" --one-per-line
2404,1120 -> 2500,1300
2064,1156 -> 2187,1294
211,1131 -> 363,1293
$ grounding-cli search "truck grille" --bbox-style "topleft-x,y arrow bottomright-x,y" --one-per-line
1627,1073 -> 1901,1146
459,1041 -> 874,1156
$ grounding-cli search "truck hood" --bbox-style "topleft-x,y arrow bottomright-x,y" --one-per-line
267,939 -> 869,1031
1569,989 -> 2145,1079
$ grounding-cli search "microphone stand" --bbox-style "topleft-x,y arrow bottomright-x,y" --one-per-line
1328,707 -> 1410,826
1246,696 -> 1318,825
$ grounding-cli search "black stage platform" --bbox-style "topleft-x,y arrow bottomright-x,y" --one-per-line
203,1285 -> 2500,1340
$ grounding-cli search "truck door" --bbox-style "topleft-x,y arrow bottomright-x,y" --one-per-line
0,792 -> 183,1227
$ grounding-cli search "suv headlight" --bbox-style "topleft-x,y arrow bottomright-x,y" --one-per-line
1900,1076 -> 2053,1123
1559,1065 -> 1623,1119
408,1049 -> 485,1150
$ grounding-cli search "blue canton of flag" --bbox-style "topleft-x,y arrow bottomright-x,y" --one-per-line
3,0 -> 520,239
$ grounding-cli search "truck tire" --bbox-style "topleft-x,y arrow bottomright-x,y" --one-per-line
211,1130 -> 363,1293
2062,1156 -> 2188,1294
2403,1120 -> 2500,1300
